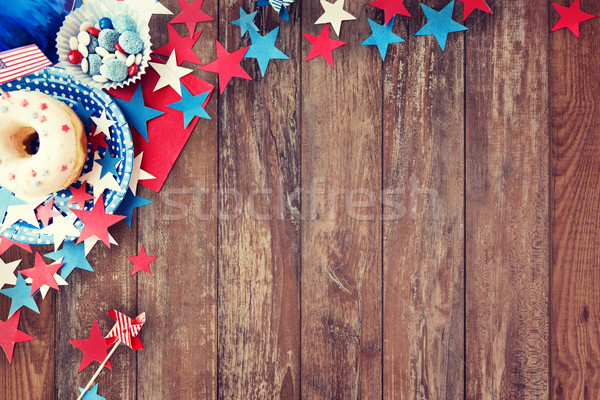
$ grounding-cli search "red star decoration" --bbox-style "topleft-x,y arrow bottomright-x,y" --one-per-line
127,245 -> 157,275
457,0 -> 492,20
303,25 -> 347,69
20,252 -> 63,295
62,124 -> 70,132
200,41 -> 251,94
88,131 -> 109,155
0,237 -> 32,256
35,199 -> 60,226
170,0 -> 214,35
60,165 -> 68,172
154,24 -> 204,65
368,0 -> 411,25
40,103 -> 47,110
551,0 -> 596,37
68,182 -> 94,209
72,196 -> 126,247
0,310 -> 35,363
68,319 -> 113,373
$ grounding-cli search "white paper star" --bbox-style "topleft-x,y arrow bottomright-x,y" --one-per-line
40,214 -> 81,250
25,263 -> 67,299
90,109 -> 116,139
149,50 -> 192,95
0,258 -> 20,289
79,161 -> 124,198
314,0 -> 356,36
129,152 -> 155,195
1,195 -> 47,232
83,233 -> 118,255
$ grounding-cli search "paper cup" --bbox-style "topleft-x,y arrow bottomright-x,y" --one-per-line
56,1 -> 152,90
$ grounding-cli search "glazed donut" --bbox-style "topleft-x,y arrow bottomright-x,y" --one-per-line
0,90 -> 87,197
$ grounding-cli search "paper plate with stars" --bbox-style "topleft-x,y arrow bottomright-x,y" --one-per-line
0,66 -> 134,245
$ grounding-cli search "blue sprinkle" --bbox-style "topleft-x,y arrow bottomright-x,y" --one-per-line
119,31 -> 143,54
31,111 -> 38,119
99,17 -> 113,30
102,59 -> 128,82
41,169 -> 48,176
98,29 -> 120,52
88,54 -> 102,76
34,181 -> 40,187
87,35 -> 99,54
112,14 -> 136,34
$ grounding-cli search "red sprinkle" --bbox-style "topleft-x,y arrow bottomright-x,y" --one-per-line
61,124 -> 70,133
39,115 -> 46,123
87,27 -> 100,37
2,92 -> 10,99
20,100 -> 28,107
40,103 -> 47,110
115,42 -> 126,54
8,173 -> 14,181
60,165 -> 68,172
128,64 -> 138,77
68,49 -> 83,64
31,170 -> 36,177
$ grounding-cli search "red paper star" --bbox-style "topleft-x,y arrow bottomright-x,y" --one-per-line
552,0 -> 596,37
127,245 -> 157,275
201,41 -> 251,94
68,319 -> 113,373
88,131 -> 108,155
35,199 -> 60,226
458,0 -> 492,20
0,310 -> 35,363
19,252 -> 63,295
170,0 -> 214,35
72,196 -> 126,247
0,237 -> 32,256
68,182 -> 94,209
303,25 -> 347,69
368,0 -> 411,25
154,24 -> 204,65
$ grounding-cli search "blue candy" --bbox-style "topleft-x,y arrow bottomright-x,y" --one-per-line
99,17 -> 113,30
101,58 -> 128,82
98,29 -> 119,52
88,54 -> 102,76
118,31 -> 143,54
87,35 -> 99,54
112,14 -> 136,34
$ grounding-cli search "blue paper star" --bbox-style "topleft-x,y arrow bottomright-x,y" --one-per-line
0,187 -> 26,221
113,85 -> 164,142
78,383 -> 106,400
116,188 -> 153,227
166,85 -> 211,127
246,27 -> 289,76
45,240 -> 93,279
72,100 -> 95,133
414,0 -> 468,51
361,16 -> 404,61
96,151 -> 122,179
0,273 -> 39,317
231,7 -> 259,38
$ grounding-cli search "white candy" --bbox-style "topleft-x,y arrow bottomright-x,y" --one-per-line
126,54 -> 135,67
92,75 -> 108,83
135,53 -> 142,65
78,43 -> 89,58
102,54 -> 116,63
99,64 -> 108,78
77,31 -> 90,46
69,37 -> 78,50
95,47 -> 109,57
115,51 -> 127,62
79,22 -> 93,31
81,58 -> 89,74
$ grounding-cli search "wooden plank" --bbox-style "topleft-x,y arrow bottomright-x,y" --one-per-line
0,247 -> 54,400
300,1 -> 382,398
135,0 -> 219,397
551,1 -> 600,398
465,1 -> 549,398
382,1 -> 464,398
217,1 -> 301,398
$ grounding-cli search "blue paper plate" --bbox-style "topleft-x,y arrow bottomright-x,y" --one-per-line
0,66 -> 133,245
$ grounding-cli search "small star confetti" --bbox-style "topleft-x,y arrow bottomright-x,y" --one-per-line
20,252 -> 63,295
113,84 -> 164,142
153,24 -> 204,65
201,41 -> 251,94
149,50 -> 193,96
69,319 -> 113,373
457,0 -> 492,21
368,0 -> 411,25
246,27 -> 289,77
551,0 -> 596,38
0,273 -> 39,317
170,0 -> 213,35
72,196 -> 126,247
314,0 -> 356,36
361,16 -> 404,61
0,310 -> 35,363
90,109 -> 116,139
231,6 -> 259,38
127,245 -> 157,275
414,0 -> 468,51
303,25 -> 347,68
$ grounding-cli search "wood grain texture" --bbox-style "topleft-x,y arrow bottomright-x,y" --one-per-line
465,1 -> 549,398
382,2 -> 464,399
551,1 -> 600,398
217,1 -> 301,399
300,1 -> 382,398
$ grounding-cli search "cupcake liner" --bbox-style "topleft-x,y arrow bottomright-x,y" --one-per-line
56,1 -> 152,90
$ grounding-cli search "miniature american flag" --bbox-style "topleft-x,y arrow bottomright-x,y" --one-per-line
0,44 -> 52,84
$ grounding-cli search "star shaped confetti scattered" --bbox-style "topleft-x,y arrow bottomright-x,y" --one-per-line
361,16 -> 404,61
90,109 -> 116,139
551,0 -> 596,38
368,0 -> 411,25
246,28 -> 289,76
0,237 -> 31,256
0,310 -> 35,363
303,25 -> 347,68
78,161 -> 124,199
69,319 -> 113,373
116,188 -> 153,227
72,100 -> 95,133
153,24 -> 204,66
201,41 -> 251,94
0,273 -> 39,317
40,213 -> 81,250
1,195 -> 47,232
72,196 -> 126,247
231,6 -> 259,38
96,151 -> 122,179
129,152 -> 155,195
24,269 -> 67,299
113,84 -> 164,142
167,85 -> 211,127
68,182 -> 94,209
457,0 -> 492,20
149,50 -> 193,96
88,131 -> 109,155
45,240 -> 93,279
0,187 -> 26,220
315,0 -> 356,36
127,245 -> 157,275
0,258 -> 19,289
414,0 -> 468,51
170,0 -> 214,35
78,383 -> 106,400
35,199 -> 60,227
20,252 -> 63,295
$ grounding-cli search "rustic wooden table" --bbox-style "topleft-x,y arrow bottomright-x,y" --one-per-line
1,0 -> 597,398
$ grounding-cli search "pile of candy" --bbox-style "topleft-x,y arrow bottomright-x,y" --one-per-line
67,15 -> 143,84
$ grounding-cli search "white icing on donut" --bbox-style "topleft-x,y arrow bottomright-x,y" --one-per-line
0,90 -> 83,197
